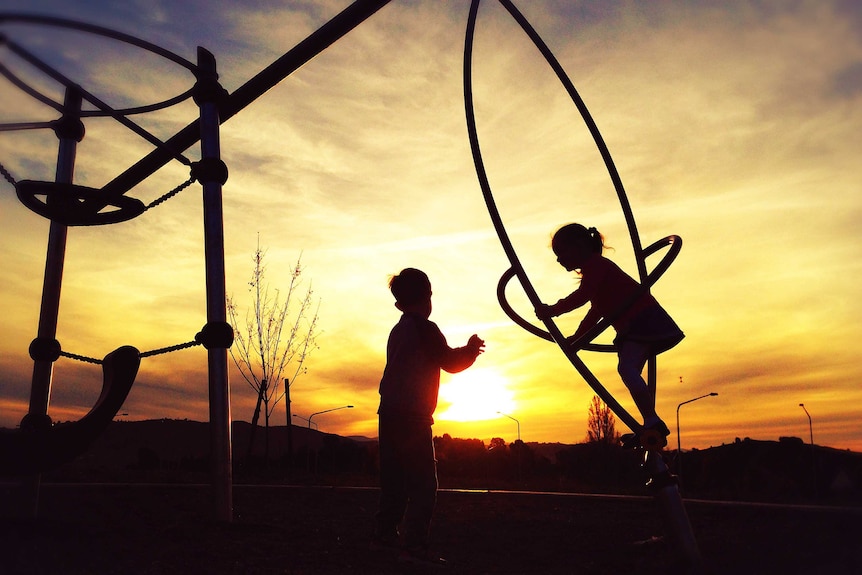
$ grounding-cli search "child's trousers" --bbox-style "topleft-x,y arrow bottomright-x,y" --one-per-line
376,417 -> 438,550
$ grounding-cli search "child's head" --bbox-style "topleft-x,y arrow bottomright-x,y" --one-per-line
551,224 -> 604,270
389,268 -> 432,315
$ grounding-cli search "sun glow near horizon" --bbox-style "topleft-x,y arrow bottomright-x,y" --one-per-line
436,368 -> 516,423
0,1 -> 860,454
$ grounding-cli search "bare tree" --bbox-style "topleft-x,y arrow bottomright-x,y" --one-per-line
227,240 -> 320,461
586,395 -> 620,445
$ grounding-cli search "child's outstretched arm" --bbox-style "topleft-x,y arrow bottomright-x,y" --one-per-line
570,306 -> 603,342
536,290 -> 589,321
440,334 -> 485,373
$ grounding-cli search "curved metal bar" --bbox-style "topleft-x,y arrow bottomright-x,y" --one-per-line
4,38 -> 193,167
496,267 -> 614,352
497,235 -> 681,353
493,0 -> 646,283
0,13 -> 197,71
566,235 -> 682,351
0,61 -> 65,113
0,345 -> 140,475
496,268 -> 553,342
464,0 -> 641,433
0,58 -> 194,120
85,0 -> 393,214
79,88 -> 196,117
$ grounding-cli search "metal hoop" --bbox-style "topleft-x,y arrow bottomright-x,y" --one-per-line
0,14 -> 197,71
497,236 -> 682,352
1,13 -> 200,224
464,0 -> 684,435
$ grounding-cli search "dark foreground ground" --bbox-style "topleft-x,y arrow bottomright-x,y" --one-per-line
1,483 -> 860,575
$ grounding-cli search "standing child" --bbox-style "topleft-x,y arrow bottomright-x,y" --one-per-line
535,224 -> 684,446
374,268 -> 485,565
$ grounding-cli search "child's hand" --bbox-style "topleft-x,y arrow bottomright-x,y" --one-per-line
535,303 -> 554,321
467,334 -> 485,355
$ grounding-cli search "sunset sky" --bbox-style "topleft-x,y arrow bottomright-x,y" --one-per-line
1,0 -> 860,452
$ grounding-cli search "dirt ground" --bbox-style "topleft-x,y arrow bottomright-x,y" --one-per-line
1,483 -> 860,575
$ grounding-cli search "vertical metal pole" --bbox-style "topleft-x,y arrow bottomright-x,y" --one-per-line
23,87 -> 82,518
196,47 -> 232,523
284,378 -> 293,468
799,403 -> 817,500
676,401 -> 683,489
676,392 -> 718,494
643,451 -> 704,574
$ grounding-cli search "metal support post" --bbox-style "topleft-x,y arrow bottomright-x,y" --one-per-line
195,47 -> 233,523
22,87 -> 83,518
643,451 -> 704,574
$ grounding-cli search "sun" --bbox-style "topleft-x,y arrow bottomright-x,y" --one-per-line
436,368 -> 516,422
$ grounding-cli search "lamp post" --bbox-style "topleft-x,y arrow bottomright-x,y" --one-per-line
799,403 -> 817,499
676,391 -> 718,492
304,405 -> 353,475
799,403 -> 813,446
497,411 -> 520,442
497,411 -> 522,485
308,405 -> 353,430
292,414 -> 317,430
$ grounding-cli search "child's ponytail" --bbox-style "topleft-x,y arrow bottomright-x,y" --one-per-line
586,226 -> 605,254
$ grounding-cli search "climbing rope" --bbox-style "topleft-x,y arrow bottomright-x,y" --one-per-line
58,339 -> 202,365
143,175 -> 196,210
0,161 -> 15,187
52,321 -> 234,365
139,340 -> 202,358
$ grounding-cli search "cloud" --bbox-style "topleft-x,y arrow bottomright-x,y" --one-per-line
1,1 -> 861,452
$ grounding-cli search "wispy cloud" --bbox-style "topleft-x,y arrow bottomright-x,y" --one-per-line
1,1 -> 860,451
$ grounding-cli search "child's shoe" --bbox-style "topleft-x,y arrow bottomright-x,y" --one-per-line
622,420 -> 670,450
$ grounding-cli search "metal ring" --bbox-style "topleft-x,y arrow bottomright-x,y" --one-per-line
496,235 -> 681,352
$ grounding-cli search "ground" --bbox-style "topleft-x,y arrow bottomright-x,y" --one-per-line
1,483 -> 860,575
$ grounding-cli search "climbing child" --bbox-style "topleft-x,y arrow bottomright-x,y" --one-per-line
535,223 -> 684,446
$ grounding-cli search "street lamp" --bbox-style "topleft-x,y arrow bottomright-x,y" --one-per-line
498,410 -> 523,485
497,411 -> 520,442
292,413 -> 317,430
308,405 -> 353,430
676,391 -> 718,491
799,403 -> 813,446
304,405 -> 353,475
799,403 -> 817,499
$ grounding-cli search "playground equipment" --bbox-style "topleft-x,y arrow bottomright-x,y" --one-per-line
0,345 -> 140,474
0,1 -> 389,522
464,1 -> 703,571
3,2 -> 704,569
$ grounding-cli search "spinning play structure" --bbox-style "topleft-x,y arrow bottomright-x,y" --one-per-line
464,1 -> 701,570
1,1 -> 702,571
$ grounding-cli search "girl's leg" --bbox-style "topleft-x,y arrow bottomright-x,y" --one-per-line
617,340 -> 660,426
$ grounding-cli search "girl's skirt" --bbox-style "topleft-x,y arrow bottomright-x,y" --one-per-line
614,304 -> 684,355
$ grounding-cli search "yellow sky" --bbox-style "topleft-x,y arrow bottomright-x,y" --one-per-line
1,1 -> 860,452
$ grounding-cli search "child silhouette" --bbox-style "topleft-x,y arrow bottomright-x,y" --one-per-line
536,224 -> 683,447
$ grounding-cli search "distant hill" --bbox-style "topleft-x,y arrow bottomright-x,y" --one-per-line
673,436 -> 862,504
4,420 -> 859,506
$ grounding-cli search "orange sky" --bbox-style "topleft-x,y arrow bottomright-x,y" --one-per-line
1,1 -> 861,452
